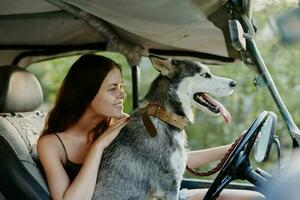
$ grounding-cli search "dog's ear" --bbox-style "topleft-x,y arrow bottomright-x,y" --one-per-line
149,55 -> 173,76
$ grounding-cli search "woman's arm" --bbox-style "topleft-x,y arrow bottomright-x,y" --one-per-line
186,144 -> 232,169
38,136 -> 104,200
37,117 -> 128,200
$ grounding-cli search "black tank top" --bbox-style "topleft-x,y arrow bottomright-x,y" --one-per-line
54,133 -> 83,181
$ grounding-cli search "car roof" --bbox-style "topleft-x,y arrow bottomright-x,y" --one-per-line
0,0 -> 250,66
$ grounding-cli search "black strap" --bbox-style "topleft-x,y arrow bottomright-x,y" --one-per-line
53,133 -> 69,161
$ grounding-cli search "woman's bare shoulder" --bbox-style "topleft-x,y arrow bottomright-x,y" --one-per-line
37,134 -> 62,156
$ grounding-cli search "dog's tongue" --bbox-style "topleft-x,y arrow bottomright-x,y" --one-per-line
215,102 -> 231,124
203,94 -> 231,124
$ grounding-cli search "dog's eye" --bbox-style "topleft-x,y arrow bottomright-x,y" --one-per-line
200,73 -> 211,78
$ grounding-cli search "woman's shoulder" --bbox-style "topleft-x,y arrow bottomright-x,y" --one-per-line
38,133 -> 58,144
37,133 -> 68,181
37,133 -> 63,156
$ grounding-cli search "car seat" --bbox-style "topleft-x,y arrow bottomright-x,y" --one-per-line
0,65 -> 50,199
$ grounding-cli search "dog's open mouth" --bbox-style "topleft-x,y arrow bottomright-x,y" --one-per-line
193,92 -> 232,123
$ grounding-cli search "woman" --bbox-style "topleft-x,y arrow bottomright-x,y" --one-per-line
38,54 -> 263,200
37,54 -> 129,200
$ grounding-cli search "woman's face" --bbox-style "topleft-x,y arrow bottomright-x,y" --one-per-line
89,66 -> 126,118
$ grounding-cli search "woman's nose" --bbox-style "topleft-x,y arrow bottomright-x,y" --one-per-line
118,88 -> 126,99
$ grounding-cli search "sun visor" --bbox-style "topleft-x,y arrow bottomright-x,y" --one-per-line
0,0 -> 60,15
0,12 -> 104,46
63,0 -> 241,63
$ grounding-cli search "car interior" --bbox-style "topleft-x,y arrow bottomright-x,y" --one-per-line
1,0 -> 300,199
0,60 -> 256,200
1,1 -> 245,197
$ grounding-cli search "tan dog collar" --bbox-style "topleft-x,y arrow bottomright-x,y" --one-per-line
142,103 -> 188,137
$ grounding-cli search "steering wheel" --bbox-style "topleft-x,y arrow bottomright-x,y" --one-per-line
203,111 -> 270,200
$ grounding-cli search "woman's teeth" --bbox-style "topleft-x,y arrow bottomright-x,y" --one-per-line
113,104 -> 122,108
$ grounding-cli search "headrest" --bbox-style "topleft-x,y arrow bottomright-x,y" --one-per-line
0,65 -> 43,112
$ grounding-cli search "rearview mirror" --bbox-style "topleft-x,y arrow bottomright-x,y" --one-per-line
228,20 -> 246,51
253,112 -> 277,162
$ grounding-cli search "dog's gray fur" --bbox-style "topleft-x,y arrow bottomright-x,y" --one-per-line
93,58 -> 235,200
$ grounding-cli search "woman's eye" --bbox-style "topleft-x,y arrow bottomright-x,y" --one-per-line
108,87 -> 116,91
201,73 -> 211,78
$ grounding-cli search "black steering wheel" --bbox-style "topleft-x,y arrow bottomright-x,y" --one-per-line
203,111 -> 270,200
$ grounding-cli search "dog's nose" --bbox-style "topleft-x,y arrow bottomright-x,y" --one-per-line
229,81 -> 237,88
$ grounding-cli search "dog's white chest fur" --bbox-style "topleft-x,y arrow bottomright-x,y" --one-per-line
170,131 -> 187,180
151,131 -> 187,199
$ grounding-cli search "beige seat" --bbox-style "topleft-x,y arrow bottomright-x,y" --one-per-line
0,65 -> 50,200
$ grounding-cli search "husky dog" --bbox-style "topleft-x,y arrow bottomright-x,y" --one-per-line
93,56 -> 236,200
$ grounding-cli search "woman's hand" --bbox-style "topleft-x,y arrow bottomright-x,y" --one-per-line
95,116 -> 129,150
116,112 -> 130,119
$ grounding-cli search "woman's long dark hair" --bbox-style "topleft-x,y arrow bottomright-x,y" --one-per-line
42,54 -> 121,137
